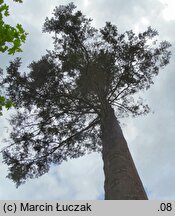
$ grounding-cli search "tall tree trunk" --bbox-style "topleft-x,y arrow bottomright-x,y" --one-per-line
101,105 -> 148,200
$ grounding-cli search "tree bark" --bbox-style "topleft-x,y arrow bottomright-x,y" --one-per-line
101,105 -> 148,200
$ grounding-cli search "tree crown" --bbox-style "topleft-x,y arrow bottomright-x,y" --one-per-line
1,2 -> 171,186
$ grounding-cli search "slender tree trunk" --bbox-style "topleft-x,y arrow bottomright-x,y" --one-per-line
101,105 -> 148,200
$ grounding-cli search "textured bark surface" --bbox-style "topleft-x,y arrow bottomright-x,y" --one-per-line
101,106 -> 148,200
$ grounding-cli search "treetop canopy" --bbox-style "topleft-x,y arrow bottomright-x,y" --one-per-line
1,2 -> 171,186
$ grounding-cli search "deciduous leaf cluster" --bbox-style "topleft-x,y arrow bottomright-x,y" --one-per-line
0,0 -> 27,55
0,0 -> 27,116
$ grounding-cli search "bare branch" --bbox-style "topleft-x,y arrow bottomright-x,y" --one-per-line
26,117 -> 100,164
109,84 -> 129,105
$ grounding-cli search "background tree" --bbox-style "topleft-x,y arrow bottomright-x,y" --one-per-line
1,3 -> 171,199
0,0 -> 27,115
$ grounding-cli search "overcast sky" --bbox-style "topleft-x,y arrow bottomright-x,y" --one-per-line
0,0 -> 175,200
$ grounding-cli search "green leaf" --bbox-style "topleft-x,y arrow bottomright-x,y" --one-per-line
0,45 -> 8,52
0,95 -> 5,104
20,33 -> 26,42
5,100 -> 13,109
0,0 -> 27,55
8,47 -> 16,55
0,3 -> 9,16
16,23 -> 24,33
13,38 -> 21,47
13,0 -> 23,3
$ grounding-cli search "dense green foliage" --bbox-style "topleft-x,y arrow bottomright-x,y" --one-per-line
0,0 -> 27,54
1,3 -> 171,186
0,0 -> 27,115
0,95 -> 13,115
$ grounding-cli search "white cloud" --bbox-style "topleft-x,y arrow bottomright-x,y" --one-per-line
159,0 -> 175,21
